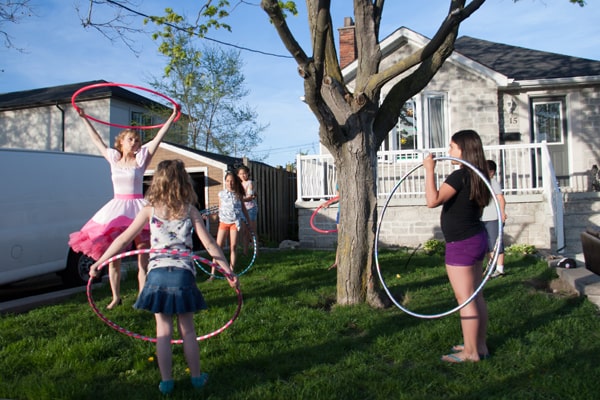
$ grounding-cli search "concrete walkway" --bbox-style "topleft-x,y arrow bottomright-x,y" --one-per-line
554,265 -> 600,308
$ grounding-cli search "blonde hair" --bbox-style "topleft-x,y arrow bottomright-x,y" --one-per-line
145,160 -> 197,214
114,129 -> 141,153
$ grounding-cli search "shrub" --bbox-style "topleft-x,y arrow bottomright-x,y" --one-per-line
506,243 -> 537,255
423,238 -> 445,255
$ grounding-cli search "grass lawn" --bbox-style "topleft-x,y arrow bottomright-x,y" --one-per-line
1,248 -> 599,400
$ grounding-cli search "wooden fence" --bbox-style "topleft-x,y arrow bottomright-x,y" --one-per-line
245,158 -> 298,246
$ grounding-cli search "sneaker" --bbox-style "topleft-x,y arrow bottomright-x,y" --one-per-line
191,372 -> 209,389
491,270 -> 504,278
159,380 -> 174,394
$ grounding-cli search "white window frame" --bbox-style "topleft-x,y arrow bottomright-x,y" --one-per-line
422,91 -> 448,150
531,98 -> 565,145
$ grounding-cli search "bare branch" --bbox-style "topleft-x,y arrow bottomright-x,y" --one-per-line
260,0 -> 309,65
363,0 -> 485,97
76,0 -> 151,55
0,0 -> 37,51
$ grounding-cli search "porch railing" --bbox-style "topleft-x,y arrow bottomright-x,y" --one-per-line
296,141 -> 564,251
296,142 -> 555,201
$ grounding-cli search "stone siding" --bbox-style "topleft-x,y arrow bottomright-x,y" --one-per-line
297,194 -> 555,252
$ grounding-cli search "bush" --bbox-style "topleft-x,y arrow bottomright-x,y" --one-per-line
423,238 -> 445,255
506,243 -> 537,255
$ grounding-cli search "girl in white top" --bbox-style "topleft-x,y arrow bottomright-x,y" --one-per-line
209,171 -> 250,280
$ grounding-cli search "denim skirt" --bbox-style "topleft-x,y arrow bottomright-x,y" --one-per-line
134,267 -> 207,315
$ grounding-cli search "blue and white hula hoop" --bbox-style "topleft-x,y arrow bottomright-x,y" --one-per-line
374,155 -> 503,319
194,219 -> 258,279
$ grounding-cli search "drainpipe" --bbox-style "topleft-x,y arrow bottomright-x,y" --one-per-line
55,102 -> 65,152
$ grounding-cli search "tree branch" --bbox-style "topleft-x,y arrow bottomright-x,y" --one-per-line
362,0 -> 485,97
353,0 -> 382,91
260,0 -> 309,67
373,29 -> 458,144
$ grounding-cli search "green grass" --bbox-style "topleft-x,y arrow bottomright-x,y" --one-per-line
1,249 -> 600,399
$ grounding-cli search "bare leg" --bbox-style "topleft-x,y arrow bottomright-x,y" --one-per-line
444,261 -> 488,361
107,259 -> 121,309
229,229 -> 239,271
210,229 -> 228,280
178,313 -> 201,377
155,313 -> 174,381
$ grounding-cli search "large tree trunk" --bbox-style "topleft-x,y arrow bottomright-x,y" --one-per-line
334,120 -> 389,308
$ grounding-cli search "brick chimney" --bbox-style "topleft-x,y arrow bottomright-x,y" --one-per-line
338,17 -> 356,69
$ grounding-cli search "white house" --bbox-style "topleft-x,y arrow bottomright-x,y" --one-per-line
296,21 -> 600,260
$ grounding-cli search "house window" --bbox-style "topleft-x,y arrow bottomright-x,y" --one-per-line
131,111 -> 153,139
423,92 -> 448,149
390,99 -> 418,151
383,92 -> 448,153
532,98 -> 565,144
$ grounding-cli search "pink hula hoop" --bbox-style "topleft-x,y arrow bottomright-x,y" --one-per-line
309,195 -> 340,234
71,82 -> 182,129
87,248 -> 242,344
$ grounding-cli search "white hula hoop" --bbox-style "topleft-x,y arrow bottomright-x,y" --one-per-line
374,155 -> 503,319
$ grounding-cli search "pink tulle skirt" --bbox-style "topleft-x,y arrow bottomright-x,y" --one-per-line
69,197 -> 150,260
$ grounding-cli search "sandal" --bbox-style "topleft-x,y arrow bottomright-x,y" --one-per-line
441,353 -> 471,363
451,345 -> 490,360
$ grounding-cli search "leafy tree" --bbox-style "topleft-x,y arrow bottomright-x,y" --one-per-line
79,0 -> 587,308
150,35 -> 265,158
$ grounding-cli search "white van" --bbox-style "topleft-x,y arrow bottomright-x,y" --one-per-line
0,149 -> 113,286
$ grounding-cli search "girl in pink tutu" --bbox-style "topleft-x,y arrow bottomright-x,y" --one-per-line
69,105 -> 179,309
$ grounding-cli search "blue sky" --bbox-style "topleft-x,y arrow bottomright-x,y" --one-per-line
1,0 -> 599,167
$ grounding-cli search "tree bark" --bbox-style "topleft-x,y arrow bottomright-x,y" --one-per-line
334,118 -> 389,308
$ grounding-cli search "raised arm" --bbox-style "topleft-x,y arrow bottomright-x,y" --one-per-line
145,105 -> 180,157
77,107 -> 109,159
424,154 -> 456,208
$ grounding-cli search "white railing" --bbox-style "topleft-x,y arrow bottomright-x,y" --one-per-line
297,143 -> 554,201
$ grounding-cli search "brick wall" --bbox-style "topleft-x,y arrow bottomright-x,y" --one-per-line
338,17 -> 356,69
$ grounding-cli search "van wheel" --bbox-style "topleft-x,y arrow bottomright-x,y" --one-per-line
63,249 -> 98,286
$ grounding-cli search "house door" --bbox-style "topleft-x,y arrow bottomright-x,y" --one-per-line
189,172 -> 207,251
531,97 -> 569,187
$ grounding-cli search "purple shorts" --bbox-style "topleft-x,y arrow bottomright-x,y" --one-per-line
445,230 -> 488,266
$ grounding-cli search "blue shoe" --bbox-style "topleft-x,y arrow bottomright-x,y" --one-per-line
159,380 -> 174,394
191,372 -> 209,389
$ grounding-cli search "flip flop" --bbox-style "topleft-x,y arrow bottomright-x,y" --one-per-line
441,353 -> 468,363
451,345 -> 491,360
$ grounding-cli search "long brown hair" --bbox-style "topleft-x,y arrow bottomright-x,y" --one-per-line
225,171 -> 246,200
145,160 -> 197,215
451,130 -> 491,208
